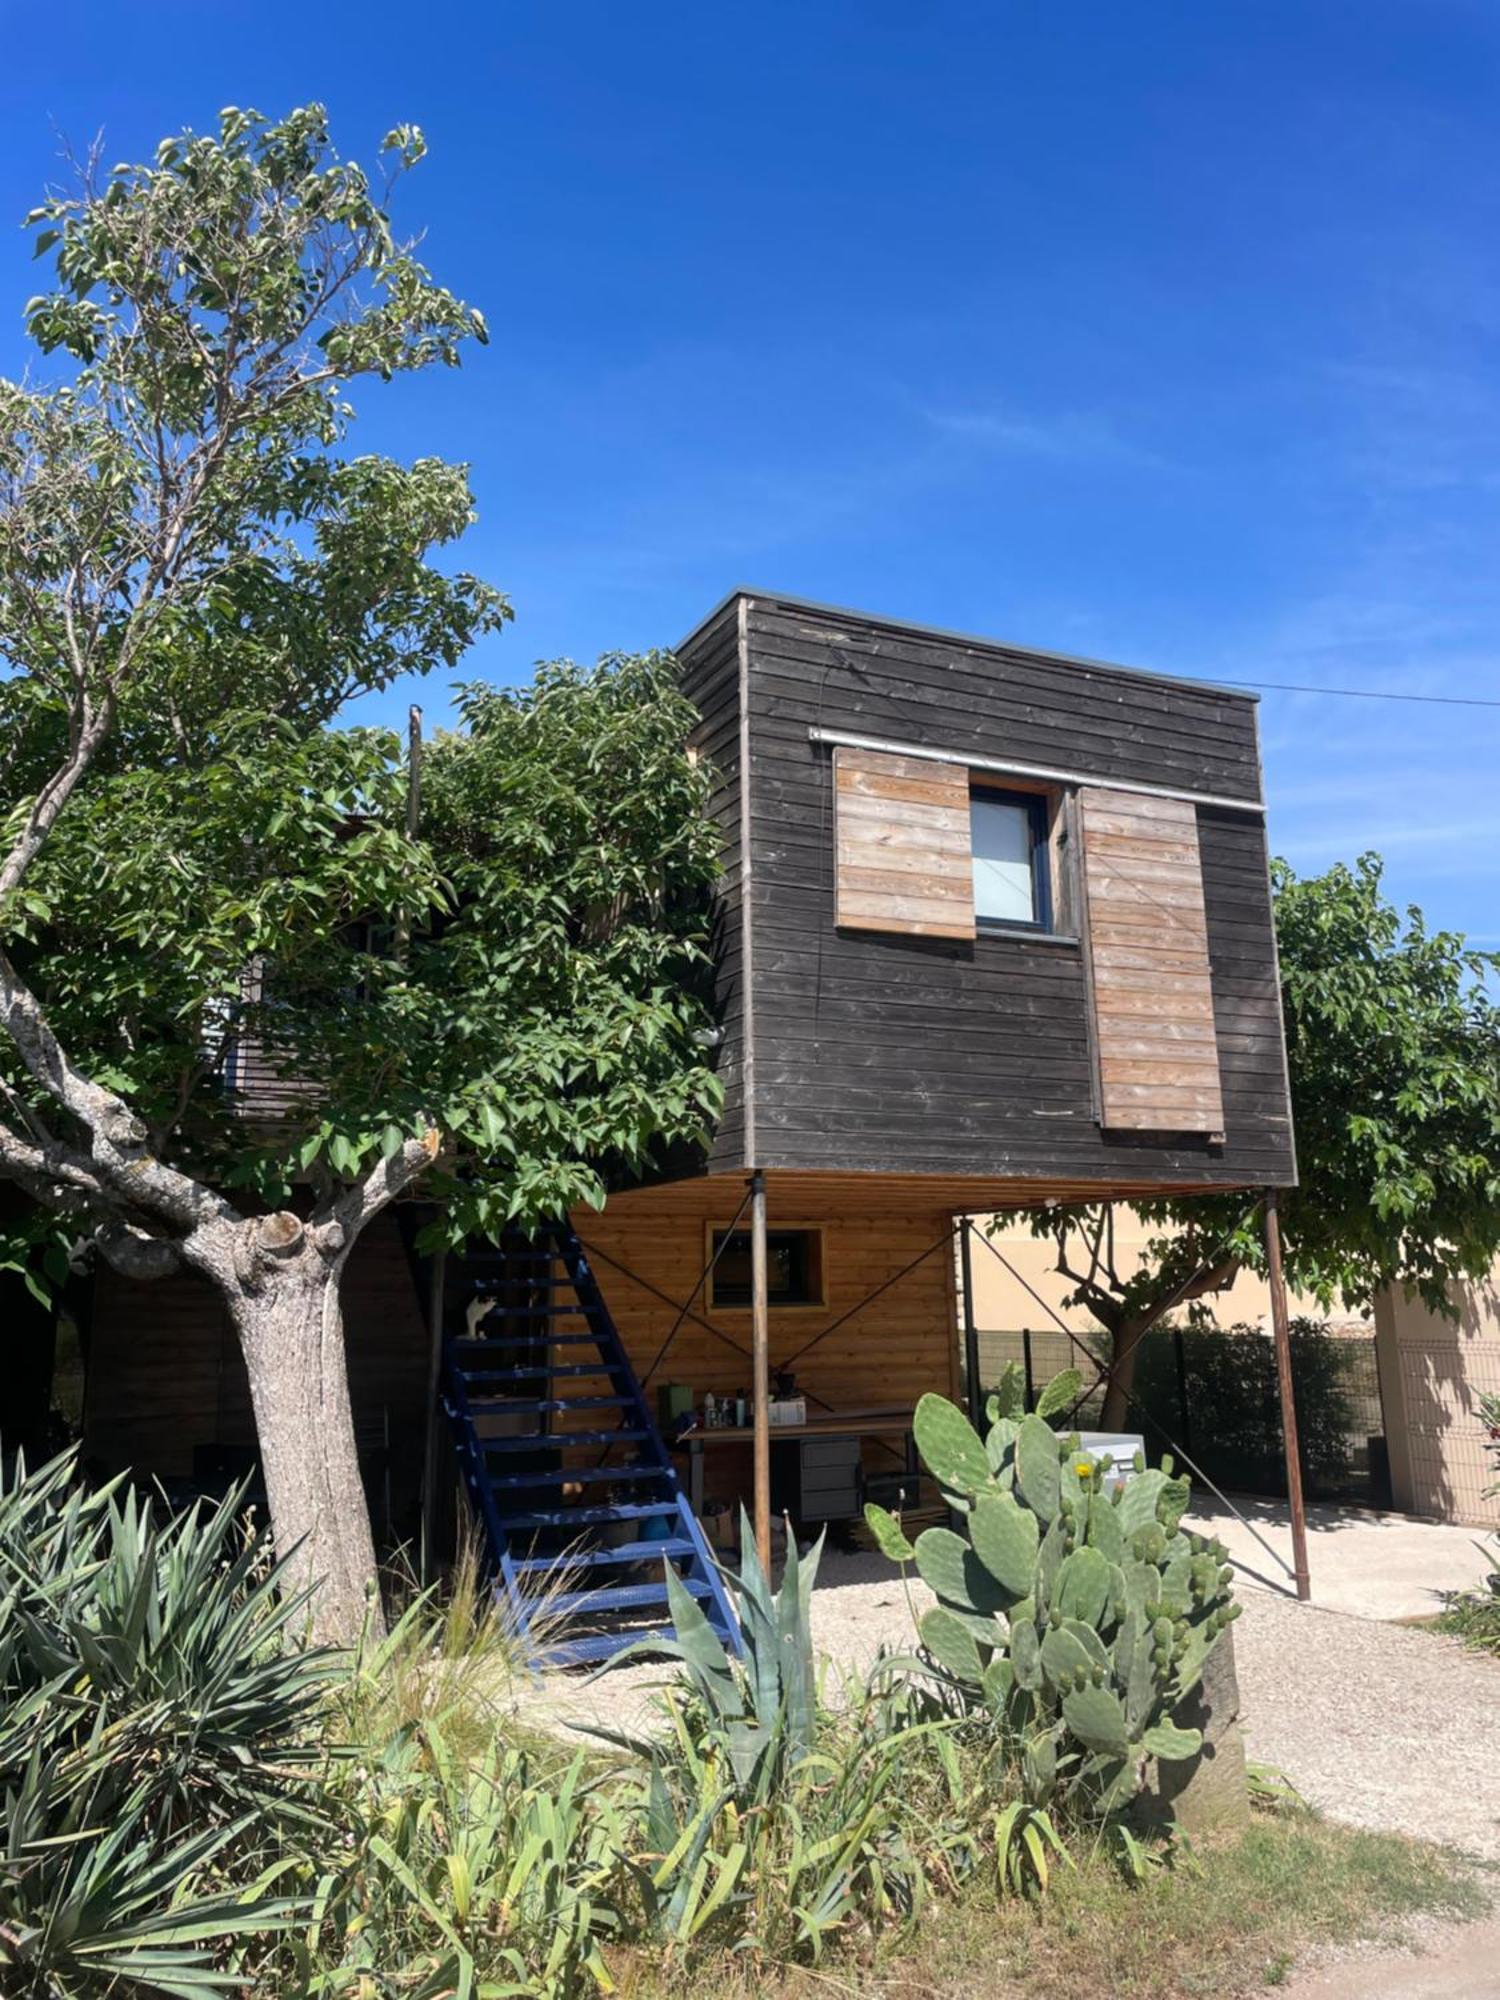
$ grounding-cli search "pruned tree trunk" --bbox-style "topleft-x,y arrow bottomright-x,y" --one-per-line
193,1210 -> 384,1647
228,1257 -> 378,1647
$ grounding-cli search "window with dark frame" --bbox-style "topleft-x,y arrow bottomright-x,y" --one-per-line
708,1227 -> 825,1309
969,785 -> 1052,932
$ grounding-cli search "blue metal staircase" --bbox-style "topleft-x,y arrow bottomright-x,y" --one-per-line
441,1224 -> 739,1666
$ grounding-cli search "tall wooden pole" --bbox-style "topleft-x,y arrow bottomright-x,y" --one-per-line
750,1169 -> 771,1571
1263,1190 -> 1311,1602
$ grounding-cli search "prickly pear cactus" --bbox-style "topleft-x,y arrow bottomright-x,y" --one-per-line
874,1390 -> 1240,1817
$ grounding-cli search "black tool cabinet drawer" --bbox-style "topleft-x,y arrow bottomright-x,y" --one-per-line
771,1436 -> 862,1523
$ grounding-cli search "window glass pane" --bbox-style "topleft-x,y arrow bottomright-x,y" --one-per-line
710,1229 -> 820,1307
971,795 -> 1037,924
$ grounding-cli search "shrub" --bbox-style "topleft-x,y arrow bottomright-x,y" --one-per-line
268,1718 -> 626,1997
578,1518 -> 998,1964
1436,1390 -> 1500,1656
1130,1319 -> 1366,1496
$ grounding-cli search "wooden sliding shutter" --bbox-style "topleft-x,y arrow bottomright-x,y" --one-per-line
1078,788 -> 1225,1135
833,747 -> 975,940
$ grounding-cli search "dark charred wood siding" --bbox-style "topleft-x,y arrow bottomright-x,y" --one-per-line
678,600 -> 750,1171
730,593 -> 1294,1190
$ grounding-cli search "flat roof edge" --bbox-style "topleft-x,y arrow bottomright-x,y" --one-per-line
676,586 -> 1259,706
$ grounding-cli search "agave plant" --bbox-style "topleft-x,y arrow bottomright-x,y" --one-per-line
582,1516 -> 1023,1960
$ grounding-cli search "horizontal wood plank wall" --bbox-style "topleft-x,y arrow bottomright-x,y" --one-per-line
1079,788 -> 1225,1134
678,601 -> 750,1171
566,1183 -> 959,1492
737,594 -> 1295,1191
84,1215 -> 430,1525
228,961 -> 323,1123
833,746 -> 975,939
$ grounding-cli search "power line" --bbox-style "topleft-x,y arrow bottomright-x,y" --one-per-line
1216,677 -> 1500,709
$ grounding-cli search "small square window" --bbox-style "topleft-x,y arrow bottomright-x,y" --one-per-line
971,787 -> 1052,931
708,1227 -> 825,1308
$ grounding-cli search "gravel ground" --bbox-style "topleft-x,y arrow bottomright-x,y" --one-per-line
1233,1591 -> 1500,1860
518,1547 -> 1500,1861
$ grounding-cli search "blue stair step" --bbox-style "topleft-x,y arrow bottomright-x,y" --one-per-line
497,1396 -> 633,1414
542,1628 -> 676,1667
482,1428 -> 649,1452
512,1537 -> 698,1572
471,1362 -> 618,1383
454,1340 -> 600,1361
463,1300 -> 587,1315
505,1499 -> 680,1529
485,1463 -> 663,1489
550,1578 -> 713,1616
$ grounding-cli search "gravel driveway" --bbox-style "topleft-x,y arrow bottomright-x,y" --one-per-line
1233,1591 -> 1500,1859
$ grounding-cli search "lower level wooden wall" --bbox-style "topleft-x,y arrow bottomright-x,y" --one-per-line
79,1179 -> 963,1536
83,1213 -> 429,1531
568,1177 -> 962,1509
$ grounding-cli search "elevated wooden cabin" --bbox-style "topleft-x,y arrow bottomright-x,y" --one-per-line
677,587 -> 1292,1198
72,590 -> 1296,1639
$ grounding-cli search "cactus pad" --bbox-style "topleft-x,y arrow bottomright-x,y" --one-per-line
1054,1546 -> 1112,1628
913,1393 -> 994,1499
1061,1681 -> 1129,1754
969,1491 -> 1039,1598
920,1605 -> 986,1681
1142,1719 -> 1204,1762
1015,1413 -> 1063,1522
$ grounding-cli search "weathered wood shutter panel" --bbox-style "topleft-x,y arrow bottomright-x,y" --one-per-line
833,747 -> 975,940
1078,788 -> 1225,1135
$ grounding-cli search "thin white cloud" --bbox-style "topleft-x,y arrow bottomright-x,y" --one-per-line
919,402 -> 1170,470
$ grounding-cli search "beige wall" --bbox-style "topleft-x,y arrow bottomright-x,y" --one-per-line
964,1210 -> 1357,1337
1375,1268 -> 1500,1526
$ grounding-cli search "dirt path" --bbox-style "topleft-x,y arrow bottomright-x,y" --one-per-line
1278,1917 -> 1500,1998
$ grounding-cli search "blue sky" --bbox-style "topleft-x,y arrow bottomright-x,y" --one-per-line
1,1 -> 1497,940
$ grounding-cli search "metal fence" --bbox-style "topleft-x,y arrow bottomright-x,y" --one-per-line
971,1324 -> 1388,1507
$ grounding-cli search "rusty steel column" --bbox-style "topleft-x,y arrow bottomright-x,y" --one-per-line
750,1169 -> 771,1571
1264,1190 -> 1311,1602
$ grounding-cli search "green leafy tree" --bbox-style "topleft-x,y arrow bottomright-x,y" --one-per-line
1027,855 -> 1500,1430
0,108 -> 722,1642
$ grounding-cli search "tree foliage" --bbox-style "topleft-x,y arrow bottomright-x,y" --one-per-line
7,653 -> 723,1250
0,103 -> 511,1260
0,105 -> 724,1634
0,103 -> 723,1276
1031,854 -> 1500,1384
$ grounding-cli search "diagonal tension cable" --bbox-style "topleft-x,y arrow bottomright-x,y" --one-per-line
965,1214 -> 1300,1590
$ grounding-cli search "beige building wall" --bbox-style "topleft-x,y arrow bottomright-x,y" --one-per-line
965,1210 -> 1355,1337
1375,1268 -> 1500,1526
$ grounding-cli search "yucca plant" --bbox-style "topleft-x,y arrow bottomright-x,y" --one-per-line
1,1759 -> 298,2000
0,1449 -> 325,1997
